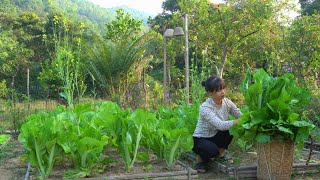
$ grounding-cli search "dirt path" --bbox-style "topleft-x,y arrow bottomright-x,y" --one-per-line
0,136 -> 26,180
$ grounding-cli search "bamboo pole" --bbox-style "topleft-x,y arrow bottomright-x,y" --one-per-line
106,170 -> 196,180
229,163 -> 320,179
304,141 -> 320,147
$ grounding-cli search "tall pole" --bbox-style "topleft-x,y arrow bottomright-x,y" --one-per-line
184,14 -> 189,104
27,68 -> 30,110
163,37 -> 167,104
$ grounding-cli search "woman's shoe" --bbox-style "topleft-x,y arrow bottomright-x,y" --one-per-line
216,154 -> 233,164
194,162 -> 207,173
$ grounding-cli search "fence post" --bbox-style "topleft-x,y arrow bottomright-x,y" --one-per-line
27,68 -> 30,111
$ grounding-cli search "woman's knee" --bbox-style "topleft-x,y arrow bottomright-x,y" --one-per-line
194,139 -> 219,158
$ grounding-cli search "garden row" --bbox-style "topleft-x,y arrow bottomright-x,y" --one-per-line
18,101 -> 199,179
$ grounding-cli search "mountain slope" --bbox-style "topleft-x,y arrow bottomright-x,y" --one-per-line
108,5 -> 154,24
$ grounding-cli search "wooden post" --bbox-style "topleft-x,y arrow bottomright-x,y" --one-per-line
184,13 -> 190,105
27,68 -> 30,111
163,37 -> 167,104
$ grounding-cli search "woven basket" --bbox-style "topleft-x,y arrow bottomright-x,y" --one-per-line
257,141 -> 294,180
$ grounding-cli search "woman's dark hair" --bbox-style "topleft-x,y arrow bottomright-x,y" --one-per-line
201,76 -> 225,92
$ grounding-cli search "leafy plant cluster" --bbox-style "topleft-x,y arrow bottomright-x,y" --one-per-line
18,101 -> 198,179
230,69 -> 315,151
0,134 -> 9,145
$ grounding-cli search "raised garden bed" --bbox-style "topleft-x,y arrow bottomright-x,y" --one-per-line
26,148 -> 198,180
28,160 -> 198,180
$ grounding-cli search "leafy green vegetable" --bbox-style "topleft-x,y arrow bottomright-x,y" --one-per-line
0,134 -> 9,145
18,100 -> 197,174
230,69 -> 315,151
19,112 -> 62,179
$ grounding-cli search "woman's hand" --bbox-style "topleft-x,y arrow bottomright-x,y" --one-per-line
233,119 -> 238,125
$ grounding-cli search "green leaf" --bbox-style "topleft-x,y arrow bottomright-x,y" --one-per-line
288,113 -> 299,123
143,164 -> 153,171
292,121 -> 314,128
136,152 -> 149,163
0,134 -> 9,145
125,132 -> 132,145
270,119 -> 277,125
255,133 -> 270,143
295,127 -> 309,143
277,126 -> 293,134
242,123 -> 252,129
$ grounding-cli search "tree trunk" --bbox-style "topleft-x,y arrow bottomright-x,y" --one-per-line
219,35 -> 229,78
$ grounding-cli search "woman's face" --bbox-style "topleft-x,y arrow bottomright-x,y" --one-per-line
210,88 -> 225,101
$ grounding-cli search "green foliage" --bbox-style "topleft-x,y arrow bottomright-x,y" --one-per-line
18,112 -> 63,179
19,103 -> 111,178
105,9 -> 142,43
0,80 -> 7,98
300,0 -> 320,15
54,104 -> 109,170
19,100 -> 197,175
230,69 -> 315,151
162,0 -> 180,12
86,30 -> 157,100
109,6 -> 153,24
176,0 -> 275,77
41,14 -> 87,108
0,0 -> 121,102
153,103 -> 198,168
0,30 -> 32,77
283,13 -> 320,86
0,134 -> 9,145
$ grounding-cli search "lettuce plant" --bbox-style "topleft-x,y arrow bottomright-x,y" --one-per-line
230,69 -> 315,150
92,101 -> 148,171
55,103 -> 109,174
157,115 -> 193,169
19,112 -> 62,179
0,134 -> 9,145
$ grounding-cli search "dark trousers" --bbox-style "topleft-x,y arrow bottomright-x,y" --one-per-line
192,130 -> 233,162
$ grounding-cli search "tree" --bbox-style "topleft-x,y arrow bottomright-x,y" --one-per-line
300,0 -> 320,15
14,12 -> 46,63
282,13 -> 320,87
162,0 -> 181,12
0,30 -> 33,88
178,0 -> 277,77
105,9 -> 143,44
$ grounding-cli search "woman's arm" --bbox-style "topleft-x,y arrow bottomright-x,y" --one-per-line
226,99 -> 242,119
200,106 -> 234,131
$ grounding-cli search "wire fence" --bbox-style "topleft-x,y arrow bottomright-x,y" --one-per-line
0,82 -> 152,133
0,83 -> 64,133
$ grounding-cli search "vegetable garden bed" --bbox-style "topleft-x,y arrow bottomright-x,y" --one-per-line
1,137 -> 198,180
2,137 -> 320,180
18,101 -> 200,179
27,149 -> 198,180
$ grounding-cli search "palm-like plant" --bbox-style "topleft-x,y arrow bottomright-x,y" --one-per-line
85,31 -> 158,101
